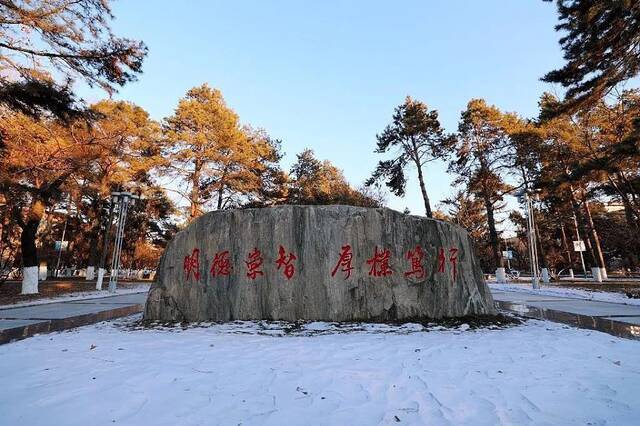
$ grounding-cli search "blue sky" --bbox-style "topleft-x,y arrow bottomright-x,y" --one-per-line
79,0 -> 564,215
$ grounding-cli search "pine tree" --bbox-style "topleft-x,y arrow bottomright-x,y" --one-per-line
71,100 -> 164,278
450,99 -> 515,269
288,149 -> 384,207
164,84 -> 280,219
0,0 -> 146,119
0,111 -> 103,293
366,97 -> 451,218
542,0 -> 640,113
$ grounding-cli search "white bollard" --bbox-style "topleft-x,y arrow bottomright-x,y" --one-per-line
600,267 -> 608,280
568,268 -> 574,279
38,262 -> 47,281
21,266 -> 39,294
541,268 -> 550,283
591,267 -> 602,283
86,266 -> 95,281
496,267 -> 507,283
96,268 -> 106,290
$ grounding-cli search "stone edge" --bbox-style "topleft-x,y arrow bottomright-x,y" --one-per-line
495,300 -> 640,340
0,304 -> 143,345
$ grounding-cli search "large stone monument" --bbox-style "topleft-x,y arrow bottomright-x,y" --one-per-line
144,205 -> 495,322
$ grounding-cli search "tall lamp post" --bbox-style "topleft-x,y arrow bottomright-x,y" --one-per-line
516,190 -> 540,289
96,193 -> 118,290
107,192 -> 139,293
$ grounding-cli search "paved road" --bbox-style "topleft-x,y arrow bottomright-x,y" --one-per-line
2,289 -> 639,343
0,292 -> 147,344
493,290 -> 640,340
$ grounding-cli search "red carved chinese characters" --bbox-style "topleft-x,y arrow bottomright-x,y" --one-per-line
184,248 -> 201,281
245,247 -> 264,280
331,245 -> 354,279
210,250 -> 232,277
437,247 -> 459,281
367,246 -> 393,277
275,245 -> 297,279
186,244 -> 458,284
437,247 -> 446,274
404,245 -> 426,279
449,248 -> 459,281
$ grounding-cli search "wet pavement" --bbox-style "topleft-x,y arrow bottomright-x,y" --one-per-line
493,290 -> 640,340
0,292 -> 147,344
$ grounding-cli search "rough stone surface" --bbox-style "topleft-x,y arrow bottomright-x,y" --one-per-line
144,205 -> 495,322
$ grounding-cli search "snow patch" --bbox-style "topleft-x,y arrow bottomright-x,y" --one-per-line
0,317 -> 638,425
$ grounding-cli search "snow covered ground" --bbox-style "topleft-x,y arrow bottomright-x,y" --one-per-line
0,283 -> 150,309
1,317 -> 639,425
489,282 -> 640,306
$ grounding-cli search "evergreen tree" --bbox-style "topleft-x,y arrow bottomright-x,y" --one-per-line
0,111 -> 103,292
0,0 -> 146,119
71,100 -> 164,276
163,84 -> 280,219
288,149 -> 384,207
449,99 -> 515,269
542,0 -> 640,113
366,97 -> 450,218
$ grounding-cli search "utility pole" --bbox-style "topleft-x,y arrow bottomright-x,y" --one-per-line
525,194 -> 540,289
516,189 -> 540,289
54,196 -> 71,278
54,216 -> 68,278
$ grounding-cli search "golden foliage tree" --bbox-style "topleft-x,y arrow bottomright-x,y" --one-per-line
288,148 -> 385,208
164,84 -> 280,219
0,109 -> 102,291
71,100 -> 164,274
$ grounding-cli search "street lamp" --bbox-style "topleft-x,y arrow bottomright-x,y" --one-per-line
516,190 -> 540,290
96,192 -> 119,290
107,191 -> 140,293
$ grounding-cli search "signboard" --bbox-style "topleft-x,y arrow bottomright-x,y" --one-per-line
573,240 -> 586,252
502,250 -> 513,259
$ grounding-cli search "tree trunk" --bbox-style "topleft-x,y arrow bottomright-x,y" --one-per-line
20,218 -> 39,268
415,161 -> 432,218
19,198 -> 45,294
217,185 -> 224,210
609,174 -> 640,227
533,215 -> 547,269
568,187 -> 596,268
189,165 -> 201,220
560,223 -> 574,270
482,195 -> 502,269
581,191 -> 607,271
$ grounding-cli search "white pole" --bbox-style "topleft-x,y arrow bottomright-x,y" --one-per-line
55,215 -> 68,278
573,214 -> 587,278
108,195 -> 128,293
527,195 -> 540,289
504,236 -> 512,270
107,198 -> 121,292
